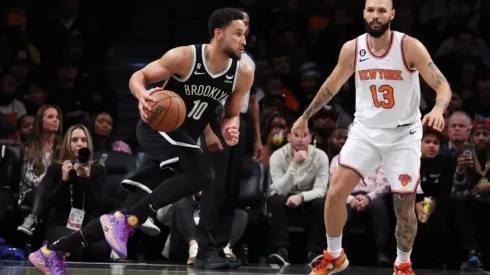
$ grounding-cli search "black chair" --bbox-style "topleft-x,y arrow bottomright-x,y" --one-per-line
236,155 -> 269,263
94,151 -> 138,206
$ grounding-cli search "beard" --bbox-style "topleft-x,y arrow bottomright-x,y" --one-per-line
222,43 -> 241,61
364,18 -> 391,38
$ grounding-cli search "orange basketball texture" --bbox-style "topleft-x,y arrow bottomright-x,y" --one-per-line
145,90 -> 186,132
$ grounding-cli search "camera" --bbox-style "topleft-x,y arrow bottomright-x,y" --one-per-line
76,148 -> 91,167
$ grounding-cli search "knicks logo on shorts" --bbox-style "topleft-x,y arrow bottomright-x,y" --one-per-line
398,174 -> 412,187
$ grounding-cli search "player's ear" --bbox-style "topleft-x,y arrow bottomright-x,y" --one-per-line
391,9 -> 395,20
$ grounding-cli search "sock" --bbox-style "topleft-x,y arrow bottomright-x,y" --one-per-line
125,173 -> 207,223
48,219 -> 105,252
395,248 -> 411,265
326,234 -> 343,258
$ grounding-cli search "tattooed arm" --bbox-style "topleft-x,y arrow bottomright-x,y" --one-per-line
404,36 -> 452,113
393,193 -> 418,252
302,40 -> 356,120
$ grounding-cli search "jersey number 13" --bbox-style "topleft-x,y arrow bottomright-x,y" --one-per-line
370,84 -> 395,109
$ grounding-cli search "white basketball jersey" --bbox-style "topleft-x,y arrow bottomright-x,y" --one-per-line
353,31 -> 421,128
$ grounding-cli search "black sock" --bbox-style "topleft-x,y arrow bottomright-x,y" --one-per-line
48,219 -> 105,252
125,173 -> 208,223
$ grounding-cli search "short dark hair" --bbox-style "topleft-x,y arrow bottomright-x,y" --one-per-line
208,8 -> 244,39
234,7 -> 249,16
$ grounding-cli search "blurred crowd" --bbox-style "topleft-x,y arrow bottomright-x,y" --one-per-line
0,0 -> 490,272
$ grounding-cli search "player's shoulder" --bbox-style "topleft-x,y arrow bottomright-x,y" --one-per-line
238,59 -> 254,76
338,38 -> 357,61
164,45 -> 194,60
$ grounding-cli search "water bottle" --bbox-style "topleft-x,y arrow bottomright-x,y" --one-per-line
422,197 -> 433,223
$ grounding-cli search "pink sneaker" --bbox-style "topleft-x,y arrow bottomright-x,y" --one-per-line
100,211 -> 137,259
29,244 -> 68,275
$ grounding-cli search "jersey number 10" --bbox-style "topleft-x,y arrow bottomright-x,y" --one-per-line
188,100 -> 209,120
370,84 -> 395,109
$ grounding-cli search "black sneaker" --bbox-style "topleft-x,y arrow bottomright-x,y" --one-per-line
307,252 -> 324,267
17,214 -> 38,236
268,248 -> 290,265
195,255 -> 229,270
460,254 -> 483,271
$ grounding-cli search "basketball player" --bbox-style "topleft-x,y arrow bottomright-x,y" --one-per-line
28,8 -> 254,274
291,0 -> 451,274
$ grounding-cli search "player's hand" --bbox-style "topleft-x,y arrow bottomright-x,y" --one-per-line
422,109 -> 445,132
293,150 -> 307,164
62,160 -> 73,181
138,88 -> 160,122
252,141 -> 263,162
456,152 -> 473,173
291,116 -> 309,137
223,126 -> 239,146
471,182 -> 490,195
286,194 -> 303,208
204,130 -> 223,152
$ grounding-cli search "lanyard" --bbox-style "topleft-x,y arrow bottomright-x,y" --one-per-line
69,184 -> 85,210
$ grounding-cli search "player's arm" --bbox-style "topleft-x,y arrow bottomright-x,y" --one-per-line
405,36 -> 452,114
302,40 -> 356,120
129,46 -> 191,100
221,62 -> 255,136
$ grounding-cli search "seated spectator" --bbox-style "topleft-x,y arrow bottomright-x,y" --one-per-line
439,111 -> 471,157
168,193 -> 248,265
315,126 -> 347,161
452,117 -> 490,271
260,109 -> 289,169
412,128 -> 455,268
267,127 -> 329,266
0,71 -> 27,140
16,114 -> 34,142
88,111 -> 132,154
329,153 -> 391,266
23,81 -> 49,115
17,105 -> 62,235
310,106 -> 339,153
38,124 -> 112,261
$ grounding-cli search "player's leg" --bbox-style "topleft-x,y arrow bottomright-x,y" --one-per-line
311,124 -> 381,275
382,126 -> 422,275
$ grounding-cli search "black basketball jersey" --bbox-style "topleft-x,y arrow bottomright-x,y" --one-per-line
162,44 -> 240,140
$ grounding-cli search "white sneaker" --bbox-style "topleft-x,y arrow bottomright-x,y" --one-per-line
110,250 -> 120,260
223,245 -> 236,260
140,217 -> 161,236
187,245 -> 198,265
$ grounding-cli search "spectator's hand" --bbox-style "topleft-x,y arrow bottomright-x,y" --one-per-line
204,129 -> 223,152
293,150 -> 307,164
62,160 -> 73,181
471,181 -> 490,195
74,163 -> 91,178
422,109 -> 445,132
456,153 -> 473,173
349,199 -> 361,211
222,125 -> 239,146
138,88 -> 159,122
415,201 -> 428,223
356,195 -> 370,209
286,194 -> 303,208
252,141 -> 263,162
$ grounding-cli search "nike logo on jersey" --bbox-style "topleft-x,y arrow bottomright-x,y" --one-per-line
359,57 -> 370,62
225,74 -> 234,80
194,71 -> 206,75
409,129 -> 417,135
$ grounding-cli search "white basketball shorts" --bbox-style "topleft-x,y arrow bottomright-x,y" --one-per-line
338,119 -> 422,193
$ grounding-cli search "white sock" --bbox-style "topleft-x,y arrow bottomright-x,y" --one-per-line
326,234 -> 343,258
395,248 -> 411,265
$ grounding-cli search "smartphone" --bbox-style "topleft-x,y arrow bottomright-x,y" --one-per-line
462,142 -> 475,159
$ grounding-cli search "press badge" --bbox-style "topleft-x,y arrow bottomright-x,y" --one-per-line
66,208 -> 85,230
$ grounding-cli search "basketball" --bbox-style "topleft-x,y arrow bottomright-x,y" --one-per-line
146,90 -> 186,132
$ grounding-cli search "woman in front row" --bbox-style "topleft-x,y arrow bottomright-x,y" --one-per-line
38,124 -> 118,261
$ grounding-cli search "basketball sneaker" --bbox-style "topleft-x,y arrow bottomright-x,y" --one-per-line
100,211 -> 137,259
393,262 -> 415,275
309,249 -> 349,275
28,244 -> 68,275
